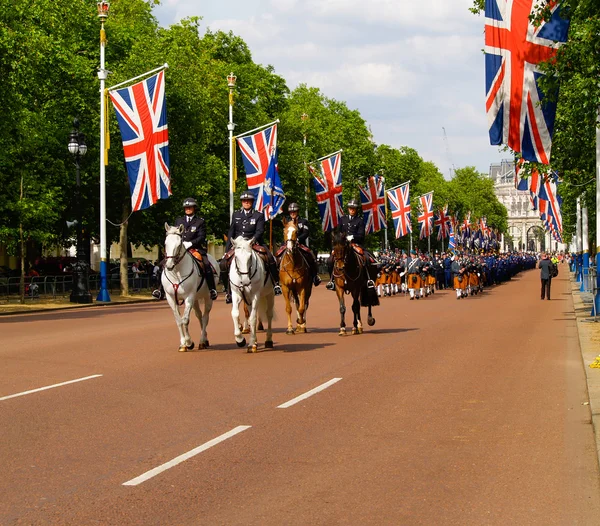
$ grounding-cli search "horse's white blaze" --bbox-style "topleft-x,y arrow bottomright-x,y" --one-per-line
286,225 -> 295,241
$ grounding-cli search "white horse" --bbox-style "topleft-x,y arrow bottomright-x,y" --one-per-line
229,236 -> 275,353
162,223 -> 219,352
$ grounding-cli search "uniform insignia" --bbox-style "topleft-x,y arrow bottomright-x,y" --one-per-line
250,219 -> 256,225
190,226 -> 196,232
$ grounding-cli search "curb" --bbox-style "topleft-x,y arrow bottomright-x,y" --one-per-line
0,297 -> 156,317
570,275 -> 600,468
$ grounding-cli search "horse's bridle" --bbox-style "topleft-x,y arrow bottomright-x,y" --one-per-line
230,248 -> 258,305
332,241 -> 362,284
163,232 -> 198,305
164,233 -> 186,267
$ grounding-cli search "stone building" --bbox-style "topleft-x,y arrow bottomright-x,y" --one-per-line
489,159 -> 565,252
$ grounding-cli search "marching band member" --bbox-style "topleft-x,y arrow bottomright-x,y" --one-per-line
406,250 -> 422,300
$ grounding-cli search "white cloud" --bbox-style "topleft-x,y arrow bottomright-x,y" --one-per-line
153,1 -> 507,177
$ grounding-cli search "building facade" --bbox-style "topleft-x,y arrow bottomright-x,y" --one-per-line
489,159 -> 565,253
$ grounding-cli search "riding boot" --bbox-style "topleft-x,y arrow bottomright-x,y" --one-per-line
308,254 -> 321,286
205,266 -> 218,300
219,261 -> 231,304
325,255 -> 335,291
268,259 -> 282,295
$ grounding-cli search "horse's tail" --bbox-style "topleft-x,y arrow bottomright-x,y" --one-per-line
258,295 -> 278,322
291,289 -> 299,307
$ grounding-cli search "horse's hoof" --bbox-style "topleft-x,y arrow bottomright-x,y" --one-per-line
339,329 -> 346,336
357,327 -> 363,334
247,344 -> 258,353
186,342 -> 195,350
351,327 -> 357,335
265,340 -> 274,349
242,328 -> 250,334
178,346 -> 188,352
367,317 -> 375,326
295,326 -> 306,334
198,341 -> 209,350
286,328 -> 295,335
236,338 -> 246,348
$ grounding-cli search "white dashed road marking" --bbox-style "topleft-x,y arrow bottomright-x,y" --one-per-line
277,378 -> 342,409
0,374 -> 103,401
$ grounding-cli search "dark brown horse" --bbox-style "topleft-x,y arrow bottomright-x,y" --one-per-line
331,230 -> 378,335
279,219 -> 312,334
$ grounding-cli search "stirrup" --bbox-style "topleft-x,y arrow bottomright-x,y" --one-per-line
325,281 -> 335,291
313,275 -> 322,286
273,284 -> 282,296
366,279 -> 375,289
225,293 -> 232,304
209,289 -> 218,300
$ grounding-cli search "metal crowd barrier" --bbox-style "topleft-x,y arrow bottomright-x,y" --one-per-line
0,272 -> 157,300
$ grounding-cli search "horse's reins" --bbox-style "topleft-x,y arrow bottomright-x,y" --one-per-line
333,243 -> 362,284
230,251 -> 258,306
163,235 -> 201,306
281,240 -> 309,281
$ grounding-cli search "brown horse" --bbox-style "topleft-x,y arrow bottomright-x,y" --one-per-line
279,219 -> 312,334
331,230 -> 378,336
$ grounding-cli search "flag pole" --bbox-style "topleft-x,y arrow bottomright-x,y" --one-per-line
96,2 -> 111,303
108,63 -> 168,91
227,73 -> 237,222
595,104 -> 600,315
236,119 -> 280,140
315,149 -> 343,163
581,194 -> 589,292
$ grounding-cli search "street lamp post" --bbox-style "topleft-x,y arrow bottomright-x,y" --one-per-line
97,0 -> 111,302
301,112 -> 310,224
228,72 -> 237,220
380,175 -> 389,250
68,118 -> 92,304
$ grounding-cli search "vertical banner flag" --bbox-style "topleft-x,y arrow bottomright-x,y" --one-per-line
484,0 -> 570,164
387,182 -> 411,239
109,70 -> 171,212
448,224 -> 456,251
359,175 -> 386,234
417,192 -> 434,240
310,152 -> 343,232
262,147 -> 285,220
434,204 -> 450,241
237,123 -> 278,214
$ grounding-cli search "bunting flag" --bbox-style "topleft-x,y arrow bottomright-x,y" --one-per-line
109,70 -> 171,212
359,175 -> 386,234
310,152 -> 343,232
484,0 -> 570,163
417,192 -> 434,240
237,123 -> 278,214
387,182 -> 412,239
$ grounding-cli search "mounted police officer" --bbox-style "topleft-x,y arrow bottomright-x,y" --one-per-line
220,191 -> 282,303
326,199 -> 376,290
285,202 -> 321,286
174,197 -> 218,300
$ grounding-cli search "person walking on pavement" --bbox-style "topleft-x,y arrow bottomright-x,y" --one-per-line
539,252 -> 553,300
174,197 -> 218,300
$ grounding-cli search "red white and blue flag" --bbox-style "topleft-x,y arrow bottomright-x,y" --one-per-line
359,175 -> 386,234
310,152 -> 343,232
387,182 -> 411,239
417,192 -> 434,240
237,124 -> 278,214
485,0 -> 570,164
434,204 -> 451,241
448,224 -> 456,251
109,71 -> 171,212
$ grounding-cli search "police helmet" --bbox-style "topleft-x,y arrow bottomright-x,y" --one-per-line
183,197 -> 198,208
347,199 -> 360,209
288,202 -> 300,212
240,191 -> 255,201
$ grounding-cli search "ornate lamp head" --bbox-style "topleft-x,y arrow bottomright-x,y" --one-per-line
97,1 -> 110,22
227,72 -> 237,89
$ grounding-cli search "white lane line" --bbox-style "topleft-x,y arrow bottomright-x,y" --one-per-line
0,374 -> 103,401
123,425 -> 252,486
277,378 -> 342,409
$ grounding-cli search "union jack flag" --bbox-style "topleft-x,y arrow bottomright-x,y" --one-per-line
387,182 -> 411,239
417,192 -> 434,240
461,212 -> 472,237
109,71 -> 171,212
485,0 -> 570,164
359,175 -> 386,234
310,152 -> 343,232
434,204 -> 451,241
237,124 -> 278,213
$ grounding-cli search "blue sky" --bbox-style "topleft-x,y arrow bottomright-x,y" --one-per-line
152,0 -> 507,179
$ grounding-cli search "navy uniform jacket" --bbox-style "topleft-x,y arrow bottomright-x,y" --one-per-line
174,215 -> 207,253
296,217 -> 310,245
227,209 -> 265,250
339,214 -> 366,245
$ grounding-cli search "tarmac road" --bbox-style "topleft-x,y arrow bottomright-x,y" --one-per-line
1,271 -> 599,525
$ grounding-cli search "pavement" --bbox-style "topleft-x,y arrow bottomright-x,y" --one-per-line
570,273 -> 600,465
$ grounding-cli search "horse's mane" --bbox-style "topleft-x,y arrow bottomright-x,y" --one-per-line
233,236 -> 253,250
332,228 -> 346,247
166,225 -> 181,236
